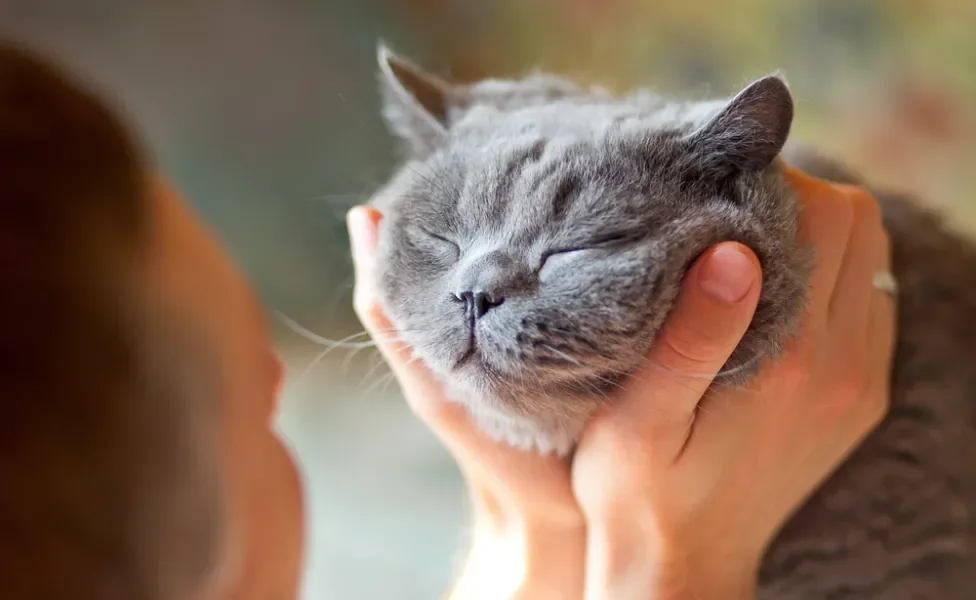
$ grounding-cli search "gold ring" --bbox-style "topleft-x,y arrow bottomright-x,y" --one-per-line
872,271 -> 898,297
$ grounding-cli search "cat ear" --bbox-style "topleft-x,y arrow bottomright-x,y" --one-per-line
685,75 -> 794,177
377,44 -> 455,157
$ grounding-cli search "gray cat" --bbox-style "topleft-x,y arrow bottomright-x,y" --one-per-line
370,45 -> 976,597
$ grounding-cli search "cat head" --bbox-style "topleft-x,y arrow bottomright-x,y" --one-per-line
371,45 -> 811,454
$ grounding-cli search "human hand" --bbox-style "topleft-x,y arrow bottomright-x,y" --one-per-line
572,169 -> 896,600
347,206 -> 585,600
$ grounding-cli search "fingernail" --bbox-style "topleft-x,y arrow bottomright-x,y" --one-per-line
346,206 -> 377,262
697,244 -> 758,304
346,207 -> 364,258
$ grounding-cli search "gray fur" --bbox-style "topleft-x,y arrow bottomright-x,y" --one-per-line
372,45 -> 976,597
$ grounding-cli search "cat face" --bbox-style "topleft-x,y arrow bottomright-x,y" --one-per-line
371,46 -> 811,453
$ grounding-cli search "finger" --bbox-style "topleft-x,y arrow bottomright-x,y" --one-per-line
785,168 -> 855,322
864,288 -> 896,406
821,280 -> 896,477
346,207 -> 408,364
347,207 -> 572,498
827,186 -> 886,332
580,242 -> 762,466
346,207 -> 471,431
863,227 -> 896,422
347,205 -> 383,329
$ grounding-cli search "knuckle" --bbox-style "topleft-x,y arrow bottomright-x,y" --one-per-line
406,394 -> 453,427
863,396 -> 888,429
781,334 -> 816,372
831,193 -> 857,231
870,389 -> 892,424
848,187 -> 883,226
776,358 -> 813,392
843,344 -> 871,379
860,377 -> 892,423
587,416 -> 645,464
657,322 -> 726,371
351,287 -> 378,318
847,386 -> 888,435
353,295 -> 385,330
831,357 -> 871,406
581,415 -> 658,481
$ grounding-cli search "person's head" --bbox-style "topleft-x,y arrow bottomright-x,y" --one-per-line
0,40 -> 303,599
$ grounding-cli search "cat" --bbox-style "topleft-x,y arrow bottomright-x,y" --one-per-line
369,44 -> 976,598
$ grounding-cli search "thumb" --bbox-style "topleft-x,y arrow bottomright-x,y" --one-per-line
581,243 -> 762,466
642,242 -> 762,391
346,206 -> 474,434
347,206 -> 387,335
345,208 -> 566,479
346,206 -> 426,392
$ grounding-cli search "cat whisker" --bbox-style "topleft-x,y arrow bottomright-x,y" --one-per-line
360,352 -> 426,396
273,311 -> 375,349
378,371 -> 400,394
571,381 -> 609,403
358,351 -> 393,391
322,273 -> 356,323
291,347 -> 332,385
274,309 -> 433,349
641,351 -> 765,384
341,337 -> 415,373
715,353 -> 766,379
540,344 -> 582,366
339,343 -> 376,374
585,364 -> 650,387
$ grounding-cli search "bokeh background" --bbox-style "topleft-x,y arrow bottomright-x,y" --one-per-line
2,1 -> 975,598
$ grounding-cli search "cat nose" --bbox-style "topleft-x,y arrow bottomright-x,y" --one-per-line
454,290 -> 504,320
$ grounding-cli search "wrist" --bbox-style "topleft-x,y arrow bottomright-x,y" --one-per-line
585,519 -> 759,600
449,512 -> 585,600
652,562 -> 757,600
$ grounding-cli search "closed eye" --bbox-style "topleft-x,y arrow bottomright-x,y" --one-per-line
406,226 -> 461,261
542,232 -> 634,259
419,228 -> 459,250
405,225 -> 459,248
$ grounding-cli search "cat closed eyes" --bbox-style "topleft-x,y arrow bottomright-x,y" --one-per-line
371,45 -> 976,598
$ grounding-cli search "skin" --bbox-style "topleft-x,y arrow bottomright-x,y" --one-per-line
575,170 -> 896,600
143,179 -> 304,600
139,164 -> 891,598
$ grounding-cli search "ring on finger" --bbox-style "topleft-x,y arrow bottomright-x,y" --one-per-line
872,271 -> 898,297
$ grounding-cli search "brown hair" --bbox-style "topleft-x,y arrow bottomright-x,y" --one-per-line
0,40 -> 222,599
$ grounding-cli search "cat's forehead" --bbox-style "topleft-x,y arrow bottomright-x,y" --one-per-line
452,101 -> 651,143
385,100 -> 710,232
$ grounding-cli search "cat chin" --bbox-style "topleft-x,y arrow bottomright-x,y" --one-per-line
462,401 -> 587,457
437,377 -> 595,456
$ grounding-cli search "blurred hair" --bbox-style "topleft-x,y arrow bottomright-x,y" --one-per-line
0,40 -> 223,599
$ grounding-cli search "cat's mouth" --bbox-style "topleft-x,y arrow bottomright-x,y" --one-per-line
452,346 -> 476,370
451,330 -> 477,370
447,341 -> 617,393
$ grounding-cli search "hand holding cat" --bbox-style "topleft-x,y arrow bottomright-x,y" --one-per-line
348,170 -> 895,600
573,169 -> 897,600
348,205 -> 585,600
347,206 -> 761,600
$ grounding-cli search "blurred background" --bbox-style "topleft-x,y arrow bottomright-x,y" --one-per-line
2,1 -> 974,598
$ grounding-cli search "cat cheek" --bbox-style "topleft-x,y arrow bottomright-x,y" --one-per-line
412,240 -> 459,268
438,246 -> 460,264
538,250 -> 589,281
